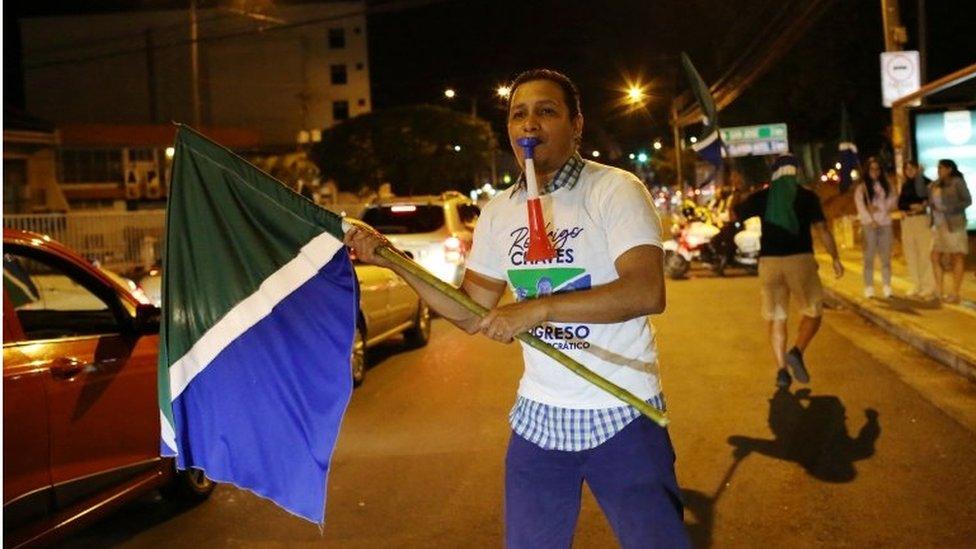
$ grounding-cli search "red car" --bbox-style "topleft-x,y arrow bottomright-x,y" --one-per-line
3,229 -> 214,548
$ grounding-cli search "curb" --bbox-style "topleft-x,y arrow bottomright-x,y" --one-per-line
823,287 -> 976,383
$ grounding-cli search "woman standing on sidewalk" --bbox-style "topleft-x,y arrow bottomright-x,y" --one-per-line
898,160 -> 936,299
930,159 -> 972,304
854,157 -> 897,298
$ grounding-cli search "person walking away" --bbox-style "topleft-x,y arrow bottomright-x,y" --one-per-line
854,157 -> 897,298
733,154 -> 844,389
930,159 -> 972,304
897,160 -> 936,299
346,68 -> 688,548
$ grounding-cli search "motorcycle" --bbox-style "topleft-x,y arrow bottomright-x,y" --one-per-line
663,207 -> 761,279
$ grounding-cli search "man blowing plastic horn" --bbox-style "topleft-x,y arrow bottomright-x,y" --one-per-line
345,68 -> 688,548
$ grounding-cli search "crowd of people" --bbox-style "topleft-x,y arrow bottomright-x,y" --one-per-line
854,156 -> 972,303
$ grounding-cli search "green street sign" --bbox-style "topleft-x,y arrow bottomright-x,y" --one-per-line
719,123 -> 789,157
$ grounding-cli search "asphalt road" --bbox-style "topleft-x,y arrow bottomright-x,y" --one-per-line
59,268 -> 976,548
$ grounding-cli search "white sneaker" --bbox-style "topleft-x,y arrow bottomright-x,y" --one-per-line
863,287 -> 875,298
883,285 -> 892,298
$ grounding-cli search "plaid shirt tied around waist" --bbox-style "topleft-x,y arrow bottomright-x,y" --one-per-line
509,393 -> 666,452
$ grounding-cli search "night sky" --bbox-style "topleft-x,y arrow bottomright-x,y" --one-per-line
6,0 -> 975,159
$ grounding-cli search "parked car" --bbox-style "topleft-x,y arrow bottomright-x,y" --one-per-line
136,236 -> 431,387
3,229 -> 215,548
359,191 -> 481,286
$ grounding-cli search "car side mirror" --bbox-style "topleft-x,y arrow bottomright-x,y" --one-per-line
134,303 -> 161,335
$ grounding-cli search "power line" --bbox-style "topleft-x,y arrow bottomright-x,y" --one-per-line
23,0 -> 453,71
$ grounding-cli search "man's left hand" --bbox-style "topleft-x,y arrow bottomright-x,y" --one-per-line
478,299 -> 549,343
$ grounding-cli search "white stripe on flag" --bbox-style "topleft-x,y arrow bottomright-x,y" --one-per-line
160,410 -> 177,453
772,165 -> 797,180
691,129 -> 719,153
168,230 -> 346,400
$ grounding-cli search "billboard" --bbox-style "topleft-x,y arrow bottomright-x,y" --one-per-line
912,108 -> 976,231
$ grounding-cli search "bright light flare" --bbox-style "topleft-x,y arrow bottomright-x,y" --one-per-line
497,85 -> 511,99
444,88 -> 456,99
653,141 -> 663,151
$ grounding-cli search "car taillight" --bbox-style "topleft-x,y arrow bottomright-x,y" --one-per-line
444,236 -> 462,263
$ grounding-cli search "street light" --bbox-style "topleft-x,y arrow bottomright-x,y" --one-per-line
653,141 -> 663,151
591,150 -> 600,158
689,136 -> 698,144
627,85 -> 645,104
444,88 -> 457,99
497,85 -> 511,99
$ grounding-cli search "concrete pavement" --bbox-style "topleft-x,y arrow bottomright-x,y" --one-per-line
817,247 -> 976,383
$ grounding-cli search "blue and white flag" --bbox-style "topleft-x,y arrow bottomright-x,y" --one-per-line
159,126 -> 358,523
838,104 -> 859,192
681,52 -> 724,183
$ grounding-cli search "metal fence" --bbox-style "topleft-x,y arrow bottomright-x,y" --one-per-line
4,203 -> 371,275
4,211 -> 166,274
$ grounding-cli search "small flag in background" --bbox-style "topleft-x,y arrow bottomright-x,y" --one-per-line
838,104 -> 859,192
681,52 -> 724,182
158,126 -> 358,523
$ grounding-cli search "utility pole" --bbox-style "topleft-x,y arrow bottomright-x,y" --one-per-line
671,102 -> 683,192
881,0 -> 909,168
190,0 -> 202,128
917,0 -> 928,101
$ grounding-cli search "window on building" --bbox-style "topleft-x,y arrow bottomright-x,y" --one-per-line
358,98 -> 367,107
356,62 -> 365,71
59,149 -> 124,184
353,27 -> 362,35
333,101 -> 350,122
328,28 -> 345,48
330,64 -> 348,85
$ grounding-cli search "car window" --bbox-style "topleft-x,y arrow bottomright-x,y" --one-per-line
362,205 -> 445,234
3,253 -> 121,341
458,204 -> 481,230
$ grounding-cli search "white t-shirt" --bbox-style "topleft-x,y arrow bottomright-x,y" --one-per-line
466,160 -> 664,409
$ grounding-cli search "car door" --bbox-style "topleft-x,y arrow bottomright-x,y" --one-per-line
2,286 -> 54,533
3,248 -> 160,512
354,262 -> 393,336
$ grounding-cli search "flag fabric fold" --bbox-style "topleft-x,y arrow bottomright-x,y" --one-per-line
838,104 -> 859,192
681,52 -> 724,182
158,126 -> 357,523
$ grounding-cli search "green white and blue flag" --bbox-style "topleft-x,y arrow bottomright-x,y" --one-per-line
681,52 -> 724,182
838,104 -> 859,192
158,127 -> 357,523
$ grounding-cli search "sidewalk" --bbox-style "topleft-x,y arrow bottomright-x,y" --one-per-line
816,248 -> 976,382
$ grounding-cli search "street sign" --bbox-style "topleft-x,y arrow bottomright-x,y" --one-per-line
881,51 -> 921,107
719,123 -> 789,157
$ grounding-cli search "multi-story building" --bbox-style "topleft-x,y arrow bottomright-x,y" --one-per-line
15,2 -> 371,210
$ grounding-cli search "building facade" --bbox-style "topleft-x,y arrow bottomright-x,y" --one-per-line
20,1 -> 371,148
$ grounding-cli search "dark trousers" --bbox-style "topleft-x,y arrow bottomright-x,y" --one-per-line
504,416 -> 690,549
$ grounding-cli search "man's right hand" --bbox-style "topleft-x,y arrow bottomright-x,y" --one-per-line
342,223 -> 395,268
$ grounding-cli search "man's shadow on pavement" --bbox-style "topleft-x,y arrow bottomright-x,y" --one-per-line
683,388 -> 881,547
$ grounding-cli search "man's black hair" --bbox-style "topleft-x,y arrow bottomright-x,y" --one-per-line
508,69 -> 582,119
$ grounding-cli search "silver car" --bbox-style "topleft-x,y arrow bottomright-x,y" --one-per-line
359,191 -> 481,286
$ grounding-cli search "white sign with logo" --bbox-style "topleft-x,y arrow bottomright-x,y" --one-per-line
881,51 -> 921,107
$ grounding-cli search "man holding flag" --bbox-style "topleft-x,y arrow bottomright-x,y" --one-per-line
347,68 -> 688,547
733,154 -> 845,388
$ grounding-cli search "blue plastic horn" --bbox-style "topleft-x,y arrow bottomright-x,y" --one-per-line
516,137 -> 540,160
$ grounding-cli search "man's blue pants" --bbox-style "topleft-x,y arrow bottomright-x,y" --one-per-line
504,416 -> 690,549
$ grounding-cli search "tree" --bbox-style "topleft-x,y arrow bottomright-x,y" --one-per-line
310,105 -> 496,196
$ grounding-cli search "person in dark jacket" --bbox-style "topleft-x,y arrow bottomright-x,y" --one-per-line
897,160 -> 935,299
930,159 -> 972,304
